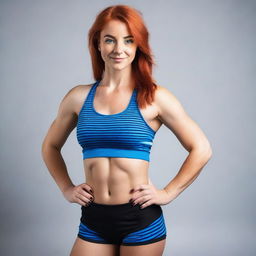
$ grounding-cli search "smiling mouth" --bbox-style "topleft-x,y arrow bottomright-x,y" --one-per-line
111,57 -> 125,60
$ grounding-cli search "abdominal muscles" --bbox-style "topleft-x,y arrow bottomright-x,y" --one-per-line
83,157 -> 149,204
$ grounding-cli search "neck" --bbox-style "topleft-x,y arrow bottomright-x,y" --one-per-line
100,66 -> 135,91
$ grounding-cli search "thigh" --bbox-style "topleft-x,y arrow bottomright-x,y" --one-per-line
70,237 -> 120,256
120,238 -> 166,256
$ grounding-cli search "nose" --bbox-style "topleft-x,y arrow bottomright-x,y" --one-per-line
113,41 -> 124,54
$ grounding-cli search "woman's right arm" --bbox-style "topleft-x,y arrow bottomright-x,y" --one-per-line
41,85 -> 94,205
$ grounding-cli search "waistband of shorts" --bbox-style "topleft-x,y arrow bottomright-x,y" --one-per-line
86,201 -> 162,212
89,201 -> 133,208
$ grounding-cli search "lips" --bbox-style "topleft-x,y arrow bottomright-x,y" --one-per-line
111,57 -> 124,60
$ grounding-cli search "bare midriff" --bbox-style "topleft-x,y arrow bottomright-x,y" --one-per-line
83,157 -> 150,204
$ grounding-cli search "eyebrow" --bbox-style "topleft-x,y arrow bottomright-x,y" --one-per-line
104,34 -> 134,39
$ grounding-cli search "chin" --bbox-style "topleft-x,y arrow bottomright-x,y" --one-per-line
112,66 -> 127,71
108,63 -> 130,69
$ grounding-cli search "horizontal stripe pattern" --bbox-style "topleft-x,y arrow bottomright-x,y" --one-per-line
122,213 -> 167,243
76,80 -> 156,162
78,222 -> 107,242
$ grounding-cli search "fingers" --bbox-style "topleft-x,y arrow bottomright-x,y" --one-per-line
131,186 -> 151,200
131,194 -> 152,207
75,196 -> 90,206
81,183 -> 94,194
77,191 -> 94,204
130,184 -> 155,208
76,183 -> 94,207
140,199 -> 153,209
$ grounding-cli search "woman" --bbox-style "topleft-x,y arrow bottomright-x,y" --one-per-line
41,5 -> 212,256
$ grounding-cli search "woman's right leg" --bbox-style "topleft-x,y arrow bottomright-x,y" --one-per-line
69,237 -> 120,256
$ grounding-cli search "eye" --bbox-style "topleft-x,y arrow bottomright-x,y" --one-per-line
125,39 -> 134,44
104,38 -> 134,44
105,39 -> 114,43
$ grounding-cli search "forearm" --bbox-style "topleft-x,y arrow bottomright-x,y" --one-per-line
41,145 -> 74,194
163,147 -> 212,202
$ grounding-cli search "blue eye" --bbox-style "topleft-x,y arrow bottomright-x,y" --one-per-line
104,38 -> 134,44
126,39 -> 134,44
105,39 -> 114,43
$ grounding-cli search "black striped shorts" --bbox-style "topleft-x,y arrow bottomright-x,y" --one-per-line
77,200 -> 167,246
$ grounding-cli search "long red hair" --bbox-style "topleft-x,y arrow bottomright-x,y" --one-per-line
88,4 -> 158,109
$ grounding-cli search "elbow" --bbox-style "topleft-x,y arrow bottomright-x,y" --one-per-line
41,137 -> 49,154
192,141 -> 213,160
41,140 -> 49,159
205,139 -> 213,159
41,139 -> 61,156
204,146 -> 212,161
41,139 -> 55,157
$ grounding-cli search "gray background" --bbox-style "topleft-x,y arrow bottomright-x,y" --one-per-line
1,0 -> 255,255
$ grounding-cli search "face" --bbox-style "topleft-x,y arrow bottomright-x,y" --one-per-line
98,20 -> 137,70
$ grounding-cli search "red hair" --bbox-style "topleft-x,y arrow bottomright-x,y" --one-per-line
88,4 -> 158,109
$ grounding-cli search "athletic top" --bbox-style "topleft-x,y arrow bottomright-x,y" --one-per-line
76,80 -> 156,162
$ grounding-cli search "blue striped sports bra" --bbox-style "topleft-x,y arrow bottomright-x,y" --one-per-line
76,80 -> 156,162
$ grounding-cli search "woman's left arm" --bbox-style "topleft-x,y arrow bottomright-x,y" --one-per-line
156,85 -> 213,202
131,86 -> 212,208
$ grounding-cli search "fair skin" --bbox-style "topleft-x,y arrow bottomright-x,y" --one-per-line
42,20 -> 212,256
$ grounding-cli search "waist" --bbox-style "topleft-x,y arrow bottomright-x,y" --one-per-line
85,173 -> 149,205
86,180 -> 149,205
90,195 -> 134,205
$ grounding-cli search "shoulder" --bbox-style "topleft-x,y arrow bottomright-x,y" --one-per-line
65,83 -> 93,99
154,84 -> 177,101
60,83 -> 94,116
154,84 -> 183,118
